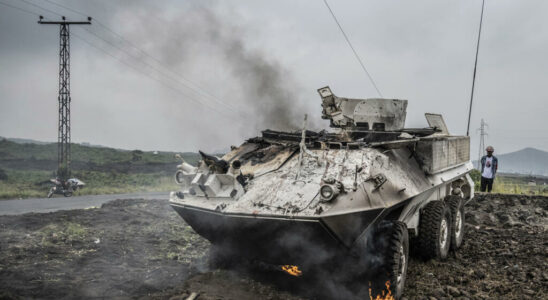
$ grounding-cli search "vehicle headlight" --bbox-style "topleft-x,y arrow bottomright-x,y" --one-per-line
320,184 -> 339,201
321,185 -> 334,199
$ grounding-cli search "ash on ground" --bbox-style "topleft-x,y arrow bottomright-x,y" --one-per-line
0,194 -> 546,300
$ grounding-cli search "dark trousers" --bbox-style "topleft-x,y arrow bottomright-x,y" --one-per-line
480,176 -> 494,192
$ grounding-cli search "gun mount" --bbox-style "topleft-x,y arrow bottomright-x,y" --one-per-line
319,85 -> 407,130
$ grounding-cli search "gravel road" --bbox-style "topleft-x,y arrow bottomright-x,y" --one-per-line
0,192 -> 168,215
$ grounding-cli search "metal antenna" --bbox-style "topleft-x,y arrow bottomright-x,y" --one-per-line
322,0 -> 383,97
38,17 -> 92,179
466,0 -> 485,136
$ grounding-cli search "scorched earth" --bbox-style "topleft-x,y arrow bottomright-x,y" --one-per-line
0,193 -> 546,299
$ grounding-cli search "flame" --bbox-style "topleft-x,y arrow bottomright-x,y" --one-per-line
369,281 -> 395,300
281,265 -> 302,277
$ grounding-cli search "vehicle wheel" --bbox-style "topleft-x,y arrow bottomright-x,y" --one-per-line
417,200 -> 452,260
47,189 -> 54,198
360,220 -> 409,299
446,195 -> 465,250
63,191 -> 73,197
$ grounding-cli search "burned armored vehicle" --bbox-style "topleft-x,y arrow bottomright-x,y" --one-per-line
169,86 -> 474,298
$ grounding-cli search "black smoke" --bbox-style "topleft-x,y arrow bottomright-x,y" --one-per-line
140,3 -> 308,132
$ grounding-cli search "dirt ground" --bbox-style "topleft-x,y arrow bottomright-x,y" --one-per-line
0,194 -> 546,300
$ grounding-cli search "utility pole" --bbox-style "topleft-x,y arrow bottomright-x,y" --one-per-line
477,118 -> 488,169
38,16 -> 91,179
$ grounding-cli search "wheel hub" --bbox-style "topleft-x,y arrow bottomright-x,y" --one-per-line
440,218 -> 448,250
455,210 -> 462,237
397,244 -> 406,285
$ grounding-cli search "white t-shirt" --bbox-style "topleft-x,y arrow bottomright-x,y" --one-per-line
482,156 -> 494,179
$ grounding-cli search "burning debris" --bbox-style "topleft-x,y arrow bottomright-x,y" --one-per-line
369,281 -> 394,300
280,265 -> 303,277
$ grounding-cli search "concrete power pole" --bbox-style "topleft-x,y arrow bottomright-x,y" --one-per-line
477,118 -> 488,170
38,16 -> 91,179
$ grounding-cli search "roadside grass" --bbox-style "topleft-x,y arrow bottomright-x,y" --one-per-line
0,139 -> 196,199
491,178 -> 548,195
470,169 -> 548,195
0,169 -> 177,199
39,222 -> 88,244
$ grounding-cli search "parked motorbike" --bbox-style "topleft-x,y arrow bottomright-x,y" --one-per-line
47,178 -> 85,198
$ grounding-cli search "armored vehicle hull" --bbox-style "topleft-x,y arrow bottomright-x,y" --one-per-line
169,87 -> 474,298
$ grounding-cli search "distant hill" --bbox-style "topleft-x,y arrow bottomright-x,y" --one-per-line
1,136 -> 119,149
474,147 -> 548,176
0,136 -> 53,145
0,139 -> 200,173
7,136 -> 545,176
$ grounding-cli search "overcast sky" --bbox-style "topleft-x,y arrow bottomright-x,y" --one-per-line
1,0 -> 547,157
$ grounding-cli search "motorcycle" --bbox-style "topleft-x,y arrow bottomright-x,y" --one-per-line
47,178 -> 85,198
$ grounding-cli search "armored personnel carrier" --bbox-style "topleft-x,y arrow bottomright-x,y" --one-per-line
169,86 -> 474,298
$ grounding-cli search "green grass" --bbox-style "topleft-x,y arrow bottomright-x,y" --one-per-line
0,139 -> 199,199
39,222 -> 88,244
0,169 -> 178,199
470,169 -> 548,195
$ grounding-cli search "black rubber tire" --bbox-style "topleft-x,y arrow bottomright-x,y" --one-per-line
417,200 -> 452,260
446,195 -> 465,250
363,220 -> 409,299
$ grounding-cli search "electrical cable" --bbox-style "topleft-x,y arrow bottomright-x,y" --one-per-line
42,0 -> 240,114
18,0 -> 61,17
15,0 -> 246,117
72,31 -> 235,119
0,0 -> 40,16
322,0 -> 383,97
42,0 -> 85,17
80,27 -> 241,115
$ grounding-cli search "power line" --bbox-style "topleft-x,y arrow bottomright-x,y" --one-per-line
42,0 -> 239,114
0,0 -> 40,16
322,0 -> 383,97
72,31 -> 235,119
15,0 -> 246,117
80,27 -> 241,114
73,31 -> 230,117
18,0 -> 61,17
43,0 -> 85,17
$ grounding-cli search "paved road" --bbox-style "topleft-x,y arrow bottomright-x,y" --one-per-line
0,192 -> 169,215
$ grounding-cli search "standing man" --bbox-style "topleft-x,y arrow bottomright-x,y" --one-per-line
480,146 -> 498,192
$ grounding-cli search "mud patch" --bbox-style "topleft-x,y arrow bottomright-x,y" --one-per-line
405,194 -> 547,300
0,199 -> 209,299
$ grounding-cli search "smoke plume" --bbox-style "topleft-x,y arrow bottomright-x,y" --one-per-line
138,3 -> 307,132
